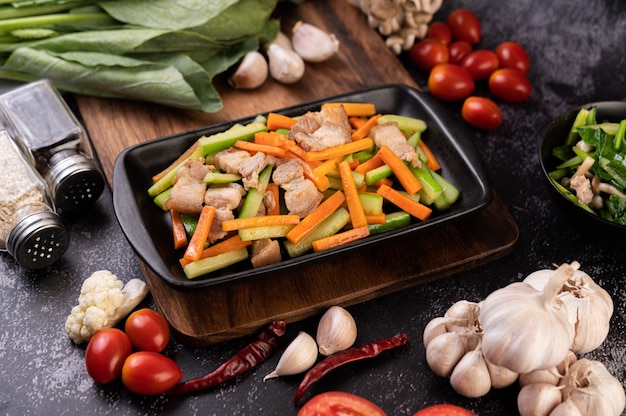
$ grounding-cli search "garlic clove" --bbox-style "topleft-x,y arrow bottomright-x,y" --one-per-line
228,51 -> 268,90
485,358 -> 519,389
425,331 -> 467,377
291,21 -> 339,63
550,400 -> 583,416
263,331 -> 317,381
518,350 -> 575,387
316,305 -> 357,356
517,383 -> 563,416
266,43 -> 305,84
422,316 -> 451,347
449,348 -> 492,398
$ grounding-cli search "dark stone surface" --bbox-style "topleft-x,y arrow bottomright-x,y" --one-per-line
0,0 -> 624,415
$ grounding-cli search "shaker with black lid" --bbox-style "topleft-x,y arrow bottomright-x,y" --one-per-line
0,130 -> 69,269
0,79 -> 105,212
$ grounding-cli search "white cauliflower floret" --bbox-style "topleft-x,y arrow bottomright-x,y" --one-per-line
65,270 -> 149,345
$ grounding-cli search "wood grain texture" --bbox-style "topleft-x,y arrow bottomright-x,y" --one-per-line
74,0 -> 519,346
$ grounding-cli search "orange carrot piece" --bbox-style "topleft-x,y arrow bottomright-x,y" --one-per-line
170,209 -> 188,249
234,140 -> 286,158
254,131 -> 288,147
286,191 -> 346,244
365,213 -> 387,224
301,159 -> 331,192
267,112 -> 297,130
221,214 -> 300,232
320,102 -> 377,117
266,183 -> 281,216
354,153 -> 383,175
306,138 -> 374,161
179,234 -> 251,267
339,160 -> 368,228
418,140 -> 442,171
311,226 -> 370,252
377,146 -> 422,195
371,177 -> 394,188
376,184 -> 432,221
313,157 -> 342,177
349,116 -> 367,129
351,114 -> 382,141
183,205 -> 216,262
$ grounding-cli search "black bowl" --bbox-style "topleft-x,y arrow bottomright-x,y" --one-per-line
539,101 -> 626,244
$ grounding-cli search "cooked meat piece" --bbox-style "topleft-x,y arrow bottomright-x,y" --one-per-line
214,148 -> 269,190
273,159 -> 323,218
264,188 -> 278,214
369,122 -> 421,168
289,106 -> 352,151
250,238 -> 282,268
163,159 -> 211,214
204,183 -> 245,210
570,174 -> 593,205
209,208 -> 234,244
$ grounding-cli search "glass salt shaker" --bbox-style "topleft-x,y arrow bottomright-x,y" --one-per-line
0,79 -> 105,212
0,130 -> 69,269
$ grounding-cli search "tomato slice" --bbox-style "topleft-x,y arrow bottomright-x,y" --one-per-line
125,308 -> 170,353
122,351 -> 183,395
413,404 -> 474,416
85,328 -> 132,384
298,391 -> 387,416
462,97 -> 502,130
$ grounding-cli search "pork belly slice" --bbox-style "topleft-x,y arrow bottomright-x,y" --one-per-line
204,183 -> 245,211
272,159 -> 323,218
289,105 -> 352,151
250,238 -> 282,268
214,148 -> 269,190
208,207 -> 235,244
369,122 -> 421,168
163,159 -> 212,214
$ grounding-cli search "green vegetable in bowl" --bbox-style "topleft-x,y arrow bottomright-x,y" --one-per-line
549,107 -> 626,225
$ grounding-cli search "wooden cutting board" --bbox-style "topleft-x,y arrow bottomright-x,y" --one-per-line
75,0 -> 519,346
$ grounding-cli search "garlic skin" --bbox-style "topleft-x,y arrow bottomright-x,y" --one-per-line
291,21 -> 339,63
480,262 -> 577,374
518,351 -> 576,387
266,43 -> 305,84
517,383 -> 563,416
263,331 -> 317,381
228,51 -> 268,90
524,266 -> 613,354
449,347 -> 491,398
316,306 -> 357,356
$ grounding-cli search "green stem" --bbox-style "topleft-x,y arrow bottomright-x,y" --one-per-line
0,2 -> 93,20
0,12 -> 113,34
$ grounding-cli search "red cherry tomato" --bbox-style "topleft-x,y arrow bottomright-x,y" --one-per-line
121,351 -> 183,395
447,9 -> 481,44
448,41 -> 472,64
427,64 -> 475,101
85,328 -> 132,384
488,68 -> 532,102
495,41 -> 531,74
125,308 -> 170,353
413,404 -> 474,416
461,96 -> 502,130
427,22 -> 453,45
460,49 -> 499,80
297,391 -> 387,416
409,38 -> 449,72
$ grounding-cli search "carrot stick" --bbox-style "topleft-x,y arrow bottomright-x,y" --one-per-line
349,116 -> 367,129
377,146 -> 422,195
267,112 -> 297,130
306,138 -> 374,162
282,140 -> 322,167
221,214 -> 300,232
351,114 -> 382,141
183,205 -> 216,262
339,160 -> 368,228
313,157 -> 342,177
354,153 -> 383,175
320,102 -> 377,117
371,177 -> 394,188
376,184 -> 432,221
311,226 -> 370,252
179,234 -> 251,267
170,209 -> 188,249
266,183 -> 281,216
286,191 -> 346,244
254,131 -> 288,147
418,140 -> 442,171
234,140 -> 286,158
365,213 -> 387,224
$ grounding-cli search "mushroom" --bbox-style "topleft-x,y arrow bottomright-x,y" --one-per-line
591,174 -> 626,200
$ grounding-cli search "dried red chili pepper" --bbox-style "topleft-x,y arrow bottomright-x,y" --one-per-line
167,320 -> 286,395
293,332 -> 408,405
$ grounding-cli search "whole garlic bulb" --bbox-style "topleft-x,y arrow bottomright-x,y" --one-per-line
316,305 -> 357,356
480,262 -> 577,374
291,21 -> 339,63
263,331 -> 318,381
524,265 -> 613,354
228,51 -> 268,90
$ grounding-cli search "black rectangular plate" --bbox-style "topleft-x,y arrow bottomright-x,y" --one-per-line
113,84 -> 492,289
